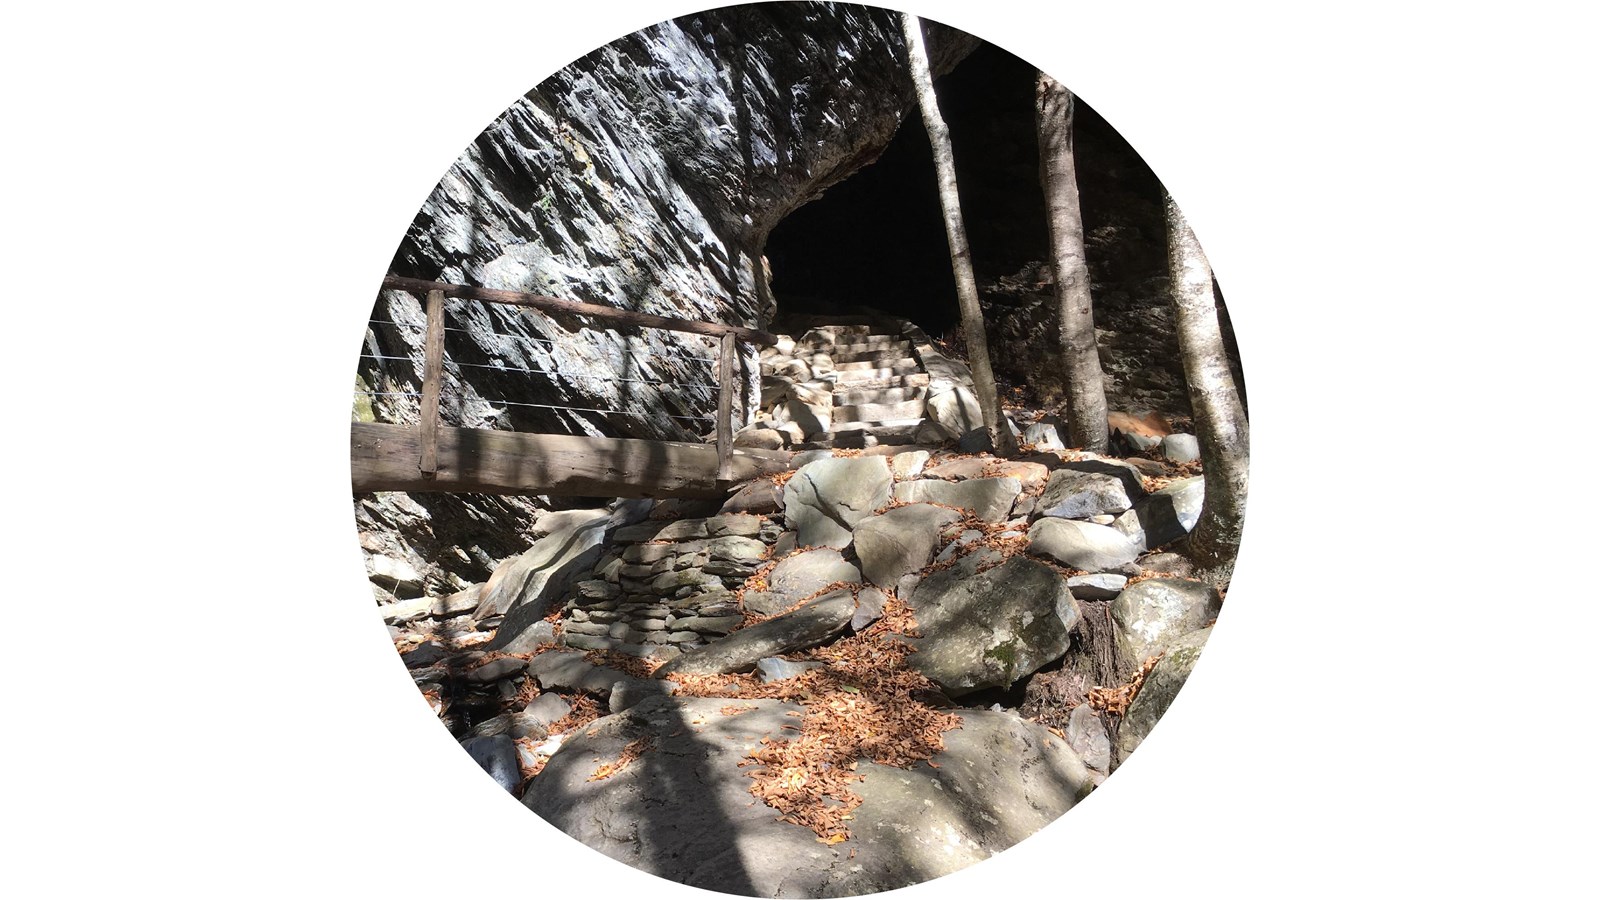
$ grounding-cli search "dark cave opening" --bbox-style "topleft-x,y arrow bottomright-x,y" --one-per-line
764,40 -> 1171,351
765,42 -> 1048,337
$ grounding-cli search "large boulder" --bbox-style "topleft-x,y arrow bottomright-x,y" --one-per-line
655,591 -> 857,677
783,456 -> 893,549
923,382 -> 985,440
906,554 -> 1080,695
1035,465 -> 1142,520
1110,577 -> 1222,663
1029,518 -> 1142,572
852,503 -> 964,588
1116,627 -> 1210,760
891,476 -> 1022,523
524,695 -> 1094,896
1114,476 -> 1205,551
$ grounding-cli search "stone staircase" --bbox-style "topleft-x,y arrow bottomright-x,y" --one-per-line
745,321 -> 981,451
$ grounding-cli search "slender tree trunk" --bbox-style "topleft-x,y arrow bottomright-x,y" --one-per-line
901,13 -> 1019,457
1166,193 -> 1249,586
1036,73 -> 1109,453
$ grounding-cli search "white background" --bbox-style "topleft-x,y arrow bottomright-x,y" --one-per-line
5,1 -> 1595,896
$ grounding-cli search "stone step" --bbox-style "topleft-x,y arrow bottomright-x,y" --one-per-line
825,334 -> 906,350
832,398 -> 928,423
833,384 -> 927,405
833,355 -> 919,372
801,419 -> 925,449
827,417 -> 925,435
830,371 -> 930,391
828,346 -> 915,366
832,365 -> 924,384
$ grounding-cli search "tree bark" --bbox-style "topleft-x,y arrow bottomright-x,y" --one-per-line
901,13 -> 1019,457
1036,73 -> 1109,453
1166,193 -> 1249,585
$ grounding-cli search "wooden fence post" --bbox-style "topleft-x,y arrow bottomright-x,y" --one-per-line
418,289 -> 445,477
716,332 -> 736,482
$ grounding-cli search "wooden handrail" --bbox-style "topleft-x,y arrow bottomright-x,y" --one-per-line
382,274 -> 764,487
382,276 -> 779,346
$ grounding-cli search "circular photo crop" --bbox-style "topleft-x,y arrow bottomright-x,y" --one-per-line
351,3 -> 1247,895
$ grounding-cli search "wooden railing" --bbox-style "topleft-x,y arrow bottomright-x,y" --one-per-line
376,276 -> 780,485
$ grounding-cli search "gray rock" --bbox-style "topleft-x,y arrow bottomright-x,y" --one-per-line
718,480 -> 785,515
705,513 -> 764,537
853,586 -> 888,631
889,449 -> 930,480
1137,551 -> 1198,578
522,692 -> 572,727
400,641 -> 449,669
740,590 -> 787,617
650,569 -> 723,595
906,555 -> 1080,696
377,596 -> 431,624
481,508 -> 611,649
431,586 -> 482,619
1023,422 -> 1065,450
527,650 -> 630,695
466,657 -> 527,683
528,694 -> 1093,895
609,678 -> 680,714
852,503 -> 964,588
771,531 -> 799,557
1066,703 -> 1111,772
1114,476 -> 1204,551
611,521 -> 667,543
1116,628 -> 1210,760
783,456 -> 893,548
734,426 -> 786,450
369,555 -> 425,594
1065,573 -> 1128,601
957,427 -> 994,453
705,535 -> 767,565
754,657 -> 825,682
891,476 -> 1022,523
461,735 -> 521,794
654,518 -> 711,541
1111,578 -> 1222,663
574,580 -> 621,601
470,710 -> 548,741
767,547 -> 861,604
681,616 -> 746,635
922,457 -> 1049,490
1029,518 -> 1142,572
925,383 -> 985,439
494,619 -> 555,655
1035,467 -> 1138,520
655,591 -> 856,677
1160,433 -> 1201,463
789,449 -> 835,470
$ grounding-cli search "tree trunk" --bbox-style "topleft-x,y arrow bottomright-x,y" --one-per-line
1036,73 -> 1109,453
901,13 -> 1019,457
1166,193 -> 1249,586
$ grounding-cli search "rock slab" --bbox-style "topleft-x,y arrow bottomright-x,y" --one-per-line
852,503 -> 963,588
524,695 -> 1094,896
783,456 -> 893,549
655,591 -> 857,677
907,555 -> 1080,695
1111,577 -> 1222,663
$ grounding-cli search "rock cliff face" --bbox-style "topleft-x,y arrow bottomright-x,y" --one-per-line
356,4 -> 974,597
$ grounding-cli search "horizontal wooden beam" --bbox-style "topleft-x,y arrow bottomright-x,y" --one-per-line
382,276 -> 779,346
351,423 -> 791,498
